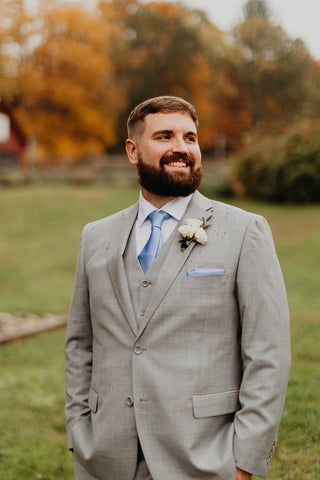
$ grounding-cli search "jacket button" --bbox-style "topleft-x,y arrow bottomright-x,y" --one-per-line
126,396 -> 134,407
134,345 -> 143,355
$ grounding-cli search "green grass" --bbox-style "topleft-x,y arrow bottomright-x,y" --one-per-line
0,184 -> 139,313
0,184 -> 319,479
0,330 -> 73,479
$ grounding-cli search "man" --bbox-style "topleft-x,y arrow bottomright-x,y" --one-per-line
65,96 -> 290,480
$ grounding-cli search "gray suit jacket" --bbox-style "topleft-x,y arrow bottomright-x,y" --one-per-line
65,191 -> 290,480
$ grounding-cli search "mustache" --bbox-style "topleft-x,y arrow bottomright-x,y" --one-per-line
160,151 -> 195,168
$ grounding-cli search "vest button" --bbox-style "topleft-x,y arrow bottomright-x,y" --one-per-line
126,396 -> 134,407
139,310 -> 145,316
134,345 -> 143,355
142,280 -> 149,287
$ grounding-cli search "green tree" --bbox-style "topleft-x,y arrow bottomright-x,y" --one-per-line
243,0 -> 271,20
231,9 -> 314,136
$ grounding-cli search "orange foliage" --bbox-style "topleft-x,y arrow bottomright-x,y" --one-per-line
147,1 -> 183,17
1,0 -> 319,162
3,1 -> 126,161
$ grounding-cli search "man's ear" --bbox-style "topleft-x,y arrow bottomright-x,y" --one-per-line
126,139 -> 138,166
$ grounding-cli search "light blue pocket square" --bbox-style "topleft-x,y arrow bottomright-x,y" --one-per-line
187,268 -> 226,277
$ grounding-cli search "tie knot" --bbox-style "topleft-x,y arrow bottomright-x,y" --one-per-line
148,210 -> 170,229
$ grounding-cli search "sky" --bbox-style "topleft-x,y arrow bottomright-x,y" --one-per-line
176,0 -> 320,59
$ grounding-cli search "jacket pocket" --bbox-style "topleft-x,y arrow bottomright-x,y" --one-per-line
192,390 -> 240,419
88,387 -> 99,413
187,268 -> 226,277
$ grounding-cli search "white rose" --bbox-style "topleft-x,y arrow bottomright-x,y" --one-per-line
194,227 -> 207,244
178,224 -> 198,239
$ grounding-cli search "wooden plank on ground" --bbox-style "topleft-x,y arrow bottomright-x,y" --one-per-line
0,314 -> 67,344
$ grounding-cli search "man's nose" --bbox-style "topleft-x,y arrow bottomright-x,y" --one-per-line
171,137 -> 188,153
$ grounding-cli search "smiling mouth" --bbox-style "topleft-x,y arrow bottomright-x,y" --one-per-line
166,161 -> 189,168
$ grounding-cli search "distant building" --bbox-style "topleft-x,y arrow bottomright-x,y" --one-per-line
0,96 -> 28,169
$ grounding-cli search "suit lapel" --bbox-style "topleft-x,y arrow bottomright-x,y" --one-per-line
106,203 -> 139,336
137,191 -> 214,334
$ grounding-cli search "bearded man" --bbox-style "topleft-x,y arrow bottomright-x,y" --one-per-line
65,96 -> 290,480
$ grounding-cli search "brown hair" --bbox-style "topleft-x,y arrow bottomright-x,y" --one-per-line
127,95 -> 198,140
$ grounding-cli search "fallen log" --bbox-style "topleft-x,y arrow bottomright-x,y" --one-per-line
0,314 -> 67,344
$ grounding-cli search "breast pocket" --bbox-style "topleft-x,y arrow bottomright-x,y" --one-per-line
187,268 -> 226,277
187,273 -> 227,285
181,270 -> 228,297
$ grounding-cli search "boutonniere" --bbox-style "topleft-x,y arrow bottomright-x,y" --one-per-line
178,215 -> 213,252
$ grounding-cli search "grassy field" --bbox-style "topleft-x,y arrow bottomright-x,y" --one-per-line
0,184 -> 319,479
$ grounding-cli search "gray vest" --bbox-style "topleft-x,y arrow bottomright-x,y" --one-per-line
123,225 -> 175,327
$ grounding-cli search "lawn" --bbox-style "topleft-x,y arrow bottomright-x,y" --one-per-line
0,184 -> 319,479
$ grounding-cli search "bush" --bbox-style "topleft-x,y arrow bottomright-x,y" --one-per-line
200,160 -> 234,199
231,122 -> 320,203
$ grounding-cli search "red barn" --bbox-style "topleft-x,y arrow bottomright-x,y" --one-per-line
0,96 -> 28,169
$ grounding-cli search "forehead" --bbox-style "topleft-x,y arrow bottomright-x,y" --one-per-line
143,111 -> 197,134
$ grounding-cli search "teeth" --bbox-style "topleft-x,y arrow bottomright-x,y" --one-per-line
168,161 -> 187,167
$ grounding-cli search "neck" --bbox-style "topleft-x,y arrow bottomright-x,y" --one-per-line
140,187 -> 176,209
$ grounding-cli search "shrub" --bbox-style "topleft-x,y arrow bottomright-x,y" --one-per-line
231,122 -> 320,203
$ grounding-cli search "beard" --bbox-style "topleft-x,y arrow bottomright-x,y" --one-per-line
136,151 -> 203,197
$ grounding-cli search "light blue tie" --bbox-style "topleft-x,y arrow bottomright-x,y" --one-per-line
138,211 -> 171,273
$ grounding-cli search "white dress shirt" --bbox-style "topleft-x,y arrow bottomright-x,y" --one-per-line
135,192 -> 193,256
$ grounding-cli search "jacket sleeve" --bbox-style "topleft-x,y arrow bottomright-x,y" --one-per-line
233,215 -> 291,478
64,225 -> 93,450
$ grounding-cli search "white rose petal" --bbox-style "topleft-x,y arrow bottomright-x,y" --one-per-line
184,218 -> 203,228
178,224 -> 198,239
194,227 -> 207,245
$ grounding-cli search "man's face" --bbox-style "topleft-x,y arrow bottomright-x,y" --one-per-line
129,112 -> 203,198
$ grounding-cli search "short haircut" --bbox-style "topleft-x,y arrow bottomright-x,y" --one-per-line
127,95 -> 198,140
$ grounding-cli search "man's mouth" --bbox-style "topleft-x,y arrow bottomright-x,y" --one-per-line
166,161 -> 188,168
161,152 -> 194,169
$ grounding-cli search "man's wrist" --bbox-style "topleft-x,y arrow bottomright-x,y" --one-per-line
236,466 -> 252,479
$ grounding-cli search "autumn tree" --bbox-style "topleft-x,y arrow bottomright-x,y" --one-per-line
99,0 -> 230,151
1,0 -> 126,161
0,0 -> 36,96
2,0 -> 320,162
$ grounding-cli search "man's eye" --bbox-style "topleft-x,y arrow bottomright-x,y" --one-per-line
186,136 -> 196,142
158,135 -> 170,140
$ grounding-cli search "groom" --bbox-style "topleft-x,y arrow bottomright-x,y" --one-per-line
65,96 -> 290,480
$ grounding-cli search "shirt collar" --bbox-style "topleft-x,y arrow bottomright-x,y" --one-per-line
136,192 -> 193,228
